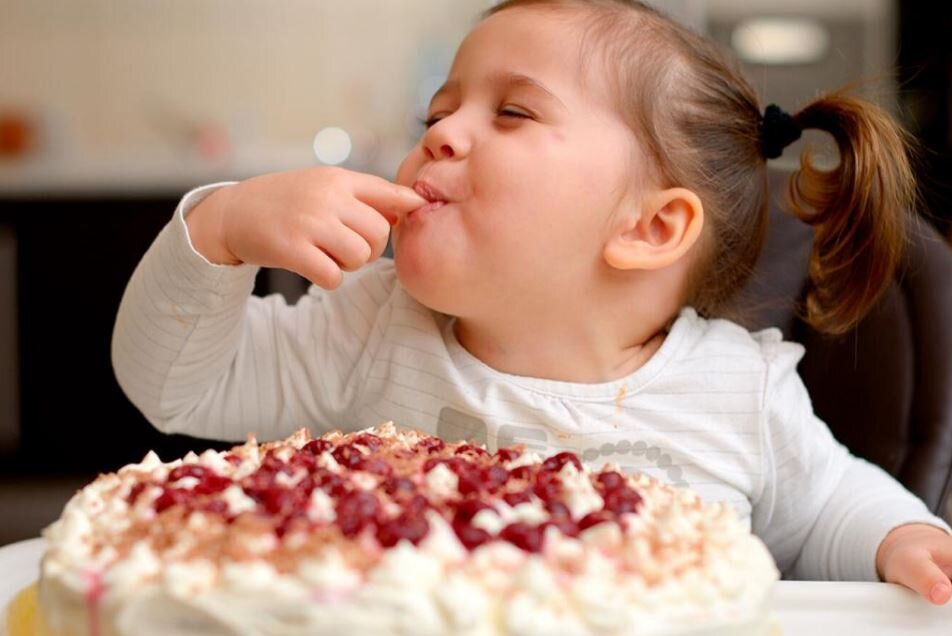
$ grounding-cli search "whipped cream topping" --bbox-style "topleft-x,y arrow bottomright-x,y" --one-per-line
39,422 -> 780,635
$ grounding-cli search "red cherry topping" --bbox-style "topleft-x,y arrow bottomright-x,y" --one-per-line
532,471 -> 562,504
500,522 -> 546,553
168,464 -> 207,481
456,469 -> 483,496
355,457 -> 393,477
502,490 -> 532,507
424,457 -> 469,474
332,444 -> 365,469
383,477 -> 417,497
509,465 -> 535,481
126,482 -> 149,504
454,444 -> 490,458
314,471 -> 348,497
545,500 -> 571,519
295,475 -> 317,497
289,451 -> 317,471
416,437 -> 446,454
143,431 -> 642,551
303,439 -> 333,456
276,510 -> 309,538
548,517 -> 579,538
578,510 -> 614,530
403,494 -> 431,516
376,511 -> 429,547
335,490 -> 381,537
192,473 -> 231,496
481,465 -> 510,491
454,497 -> 491,524
596,471 -> 626,492
542,451 -> 582,473
202,499 -> 229,516
453,520 -> 491,550
602,486 -> 643,515
494,447 -> 522,463
352,433 -> 383,452
243,466 -> 279,493
154,488 -> 190,513
261,453 -> 288,473
261,487 -> 294,515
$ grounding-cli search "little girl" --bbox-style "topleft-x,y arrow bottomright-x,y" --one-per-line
113,0 -> 952,605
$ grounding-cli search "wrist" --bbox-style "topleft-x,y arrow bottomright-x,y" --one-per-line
185,185 -> 241,266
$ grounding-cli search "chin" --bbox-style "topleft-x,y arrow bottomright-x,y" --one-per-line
393,246 -> 469,317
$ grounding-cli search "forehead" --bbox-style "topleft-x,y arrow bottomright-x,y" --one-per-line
438,8 -> 613,112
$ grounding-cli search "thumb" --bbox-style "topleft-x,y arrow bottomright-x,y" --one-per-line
895,555 -> 952,605
352,175 -> 428,225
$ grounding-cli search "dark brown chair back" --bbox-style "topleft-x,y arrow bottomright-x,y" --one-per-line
733,169 -> 952,515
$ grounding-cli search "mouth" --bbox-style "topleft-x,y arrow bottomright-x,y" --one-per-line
412,180 -> 449,204
408,200 -> 447,219
406,180 -> 450,222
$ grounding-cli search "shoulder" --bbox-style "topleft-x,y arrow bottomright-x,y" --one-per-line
668,309 -> 816,434
670,307 -> 806,375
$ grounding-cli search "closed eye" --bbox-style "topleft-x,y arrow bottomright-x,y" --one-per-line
498,109 -> 532,121
419,108 -> 532,129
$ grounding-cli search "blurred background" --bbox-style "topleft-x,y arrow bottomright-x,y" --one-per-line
0,0 -> 950,545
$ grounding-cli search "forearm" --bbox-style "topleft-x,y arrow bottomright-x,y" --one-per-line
112,183 -> 259,435
790,456 -> 951,581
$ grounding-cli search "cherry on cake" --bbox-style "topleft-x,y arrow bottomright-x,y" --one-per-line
36,423 -> 779,635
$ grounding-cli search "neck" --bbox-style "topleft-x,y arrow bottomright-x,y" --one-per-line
453,282 -> 679,384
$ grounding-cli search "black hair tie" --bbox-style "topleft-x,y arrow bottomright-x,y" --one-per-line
760,104 -> 802,160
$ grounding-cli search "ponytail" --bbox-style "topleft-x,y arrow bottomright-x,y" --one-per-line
787,92 -> 917,336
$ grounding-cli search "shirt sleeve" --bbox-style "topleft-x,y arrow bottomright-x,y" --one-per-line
111,183 -> 397,442
750,337 -> 951,581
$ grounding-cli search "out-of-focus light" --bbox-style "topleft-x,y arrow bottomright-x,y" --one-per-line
313,127 -> 352,165
731,17 -> 830,65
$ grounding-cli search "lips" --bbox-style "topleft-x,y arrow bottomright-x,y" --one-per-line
412,180 -> 449,204
404,179 -> 452,223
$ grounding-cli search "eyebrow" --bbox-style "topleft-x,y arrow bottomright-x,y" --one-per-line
429,71 -> 567,111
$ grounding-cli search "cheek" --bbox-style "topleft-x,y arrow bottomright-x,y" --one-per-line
395,147 -> 424,187
483,168 -> 611,264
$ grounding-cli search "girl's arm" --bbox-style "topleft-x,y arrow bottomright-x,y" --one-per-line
111,184 -> 396,441
749,339 -> 951,582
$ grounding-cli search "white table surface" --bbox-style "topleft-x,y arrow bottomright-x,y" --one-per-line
2,538 -> 951,634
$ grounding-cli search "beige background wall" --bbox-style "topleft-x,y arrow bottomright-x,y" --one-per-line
0,0 -> 488,189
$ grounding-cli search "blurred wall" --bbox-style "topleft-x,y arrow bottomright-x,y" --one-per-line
0,0 -> 489,191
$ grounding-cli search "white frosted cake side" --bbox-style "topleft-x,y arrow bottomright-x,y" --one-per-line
38,423 -> 780,635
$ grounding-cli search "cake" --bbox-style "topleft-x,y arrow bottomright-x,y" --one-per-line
29,423 -> 779,635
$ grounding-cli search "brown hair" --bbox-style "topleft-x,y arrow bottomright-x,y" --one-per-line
484,0 -> 916,336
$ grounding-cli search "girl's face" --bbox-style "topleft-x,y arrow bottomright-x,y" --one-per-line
394,8 -> 645,320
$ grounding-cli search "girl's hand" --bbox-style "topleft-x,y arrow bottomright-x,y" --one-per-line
186,167 -> 427,289
876,523 -> 952,605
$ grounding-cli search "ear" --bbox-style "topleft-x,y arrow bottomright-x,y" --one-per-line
602,187 -> 704,270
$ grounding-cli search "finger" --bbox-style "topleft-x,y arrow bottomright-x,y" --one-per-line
288,245 -> 343,290
339,200 -> 393,262
899,555 -> 952,605
311,221 -> 372,273
350,174 -> 427,224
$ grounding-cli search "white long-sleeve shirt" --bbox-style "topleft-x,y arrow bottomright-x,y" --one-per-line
112,183 -> 950,583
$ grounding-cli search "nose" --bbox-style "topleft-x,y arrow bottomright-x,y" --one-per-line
421,115 -> 469,160
431,143 -> 454,159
